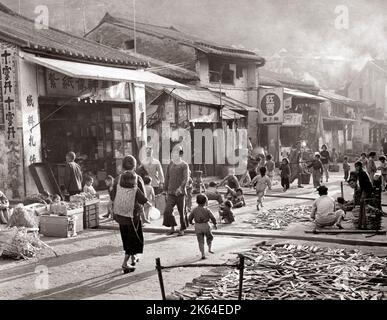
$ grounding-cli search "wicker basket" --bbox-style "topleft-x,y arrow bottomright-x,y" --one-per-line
352,205 -> 382,230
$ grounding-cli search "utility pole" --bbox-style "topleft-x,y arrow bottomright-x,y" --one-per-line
82,0 -> 87,36
133,0 -> 137,53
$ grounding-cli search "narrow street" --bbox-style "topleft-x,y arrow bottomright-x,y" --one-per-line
1,1 -> 387,305
1,170 -> 386,300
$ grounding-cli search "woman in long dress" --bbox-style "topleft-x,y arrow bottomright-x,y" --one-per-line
111,156 -> 151,273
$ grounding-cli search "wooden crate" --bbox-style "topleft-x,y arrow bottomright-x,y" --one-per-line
40,213 -> 83,238
83,199 -> 100,229
24,203 -> 49,216
67,208 -> 84,231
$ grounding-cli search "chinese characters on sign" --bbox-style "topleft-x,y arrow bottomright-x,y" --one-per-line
283,113 -> 303,127
46,70 -> 130,101
0,45 -> 17,141
258,87 -> 284,124
190,104 -> 219,122
24,94 -> 38,165
19,57 -> 42,169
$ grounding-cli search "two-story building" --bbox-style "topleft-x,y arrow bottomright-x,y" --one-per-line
258,69 -> 325,160
347,60 -> 387,152
85,13 -> 265,146
318,90 -> 368,157
0,4 -> 184,199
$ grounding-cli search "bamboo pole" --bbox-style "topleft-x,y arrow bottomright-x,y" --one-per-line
155,258 -> 166,300
161,263 -> 237,270
238,254 -> 245,300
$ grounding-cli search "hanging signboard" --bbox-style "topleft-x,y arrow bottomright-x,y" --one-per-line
164,96 -> 175,123
1,45 -> 17,141
284,96 -> 292,111
258,87 -> 283,124
283,113 -> 303,126
190,104 -> 219,123
45,70 -> 131,101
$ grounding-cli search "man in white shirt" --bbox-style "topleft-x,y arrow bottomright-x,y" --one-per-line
311,186 -> 345,232
140,146 -> 165,195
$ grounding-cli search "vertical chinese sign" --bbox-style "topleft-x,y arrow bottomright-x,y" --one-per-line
0,42 -> 23,199
19,54 -> 42,195
0,46 -> 17,141
24,93 -> 39,165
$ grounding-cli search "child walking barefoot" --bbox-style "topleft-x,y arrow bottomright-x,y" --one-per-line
251,167 -> 272,211
279,158 -> 291,192
188,194 -> 217,260
143,176 -> 155,223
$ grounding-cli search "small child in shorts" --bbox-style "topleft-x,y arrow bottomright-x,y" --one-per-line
188,194 -> 217,260
143,176 -> 155,223
219,200 -> 235,224
103,175 -> 115,218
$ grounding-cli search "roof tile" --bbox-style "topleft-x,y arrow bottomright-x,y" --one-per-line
0,4 -> 149,68
88,13 -> 265,63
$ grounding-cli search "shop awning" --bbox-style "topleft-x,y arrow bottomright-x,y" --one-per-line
222,108 -> 246,120
164,88 -> 223,107
322,116 -> 357,123
189,115 -> 219,123
363,116 -> 387,126
260,85 -> 326,102
21,52 -> 187,88
284,88 -> 326,102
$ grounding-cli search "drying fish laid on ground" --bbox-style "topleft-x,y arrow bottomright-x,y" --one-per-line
244,205 -> 312,230
171,243 -> 387,300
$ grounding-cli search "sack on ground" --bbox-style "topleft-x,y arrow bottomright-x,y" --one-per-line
7,205 -> 38,228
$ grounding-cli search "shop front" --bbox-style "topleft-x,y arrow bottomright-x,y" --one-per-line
39,97 -> 135,190
0,48 -> 185,199
280,89 -> 326,158
27,62 -> 145,191
148,88 -> 222,177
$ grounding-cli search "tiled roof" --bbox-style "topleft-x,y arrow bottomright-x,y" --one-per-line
259,69 -> 319,93
208,90 -> 257,112
319,90 -> 368,108
87,13 -> 265,63
129,52 -> 198,82
371,60 -> 387,73
0,3 -> 148,68
363,116 -> 387,125
164,87 -> 223,107
258,75 -> 283,87
222,108 -> 245,120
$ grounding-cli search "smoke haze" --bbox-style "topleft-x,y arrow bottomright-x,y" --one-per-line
4,0 -> 387,88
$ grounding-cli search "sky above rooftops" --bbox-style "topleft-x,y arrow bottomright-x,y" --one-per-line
3,0 -> 387,88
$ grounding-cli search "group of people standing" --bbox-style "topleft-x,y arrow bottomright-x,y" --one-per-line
106,144 -> 221,271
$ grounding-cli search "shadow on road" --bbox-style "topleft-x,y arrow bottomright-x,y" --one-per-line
18,256 -> 203,300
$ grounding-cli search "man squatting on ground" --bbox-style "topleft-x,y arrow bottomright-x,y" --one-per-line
311,186 -> 345,232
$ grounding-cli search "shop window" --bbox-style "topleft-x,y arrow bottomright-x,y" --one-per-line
112,108 -> 133,159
